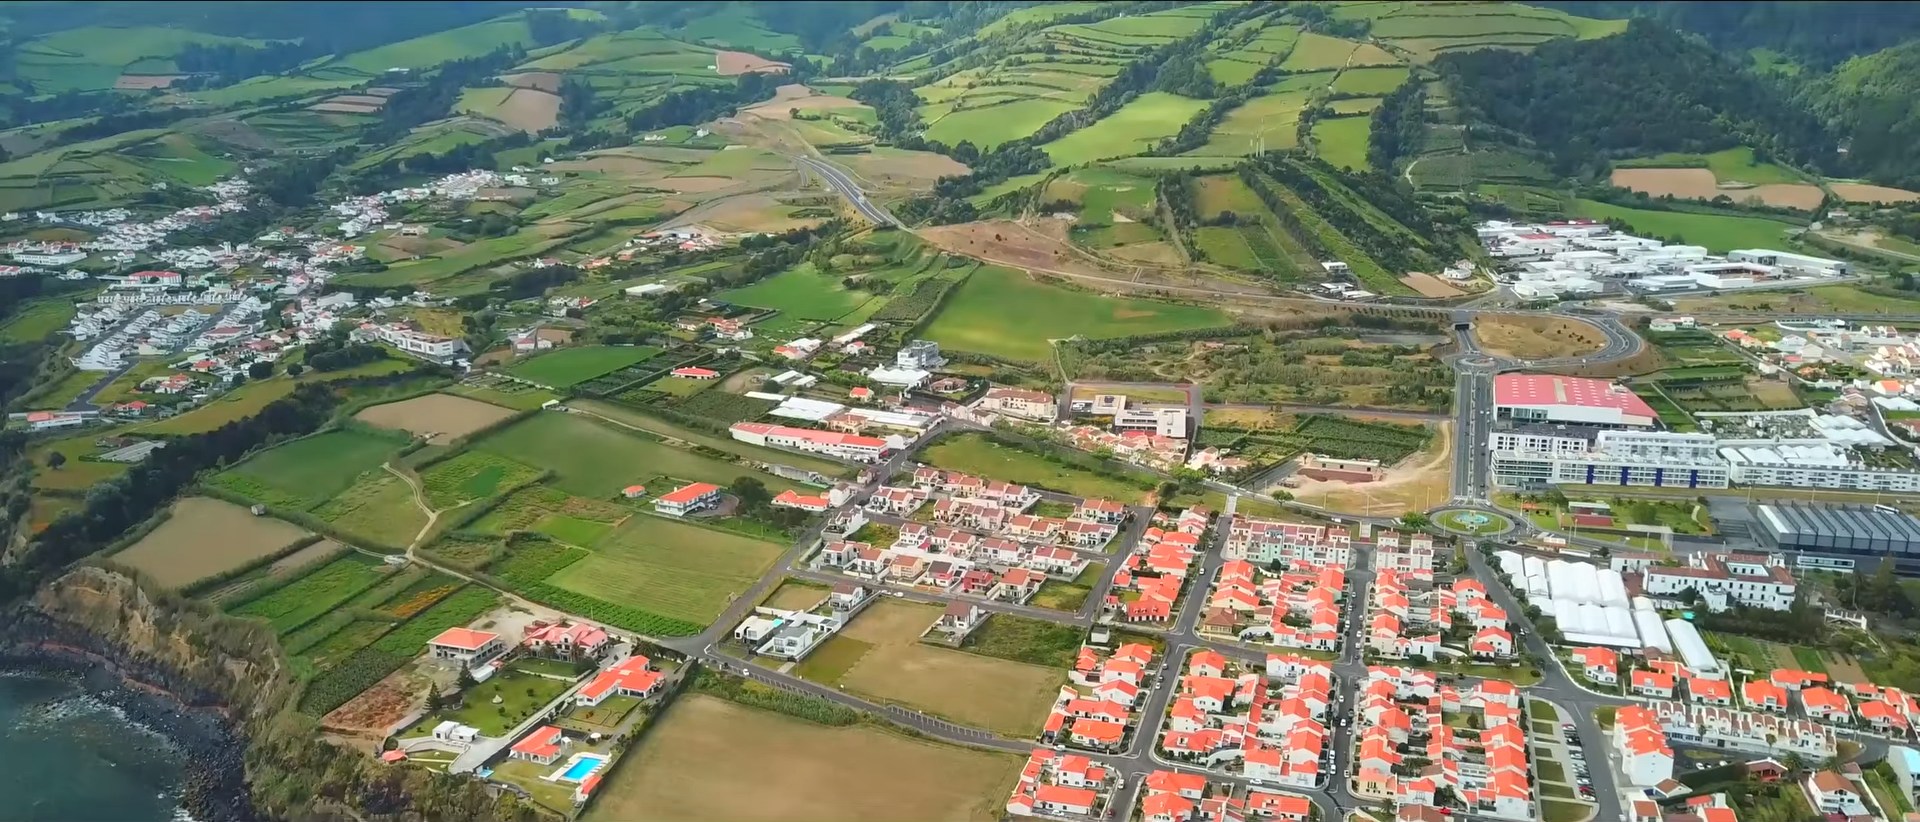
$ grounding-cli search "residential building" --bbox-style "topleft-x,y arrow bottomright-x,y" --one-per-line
425,627 -> 505,666
522,621 -> 610,660
980,387 -> 1056,421
509,726 -> 567,765
1490,428 -> 1730,490
897,340 -> 947,370
1805,770 -> 1867,817
1613,705 -> 1674,786
575,656 -> 665,707
653,482 -> 722,517
1639,552 -> 1796,612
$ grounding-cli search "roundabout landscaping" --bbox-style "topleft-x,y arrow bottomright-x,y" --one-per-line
1434,508 -> 1515,536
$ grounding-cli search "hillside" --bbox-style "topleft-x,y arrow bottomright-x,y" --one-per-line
1805,42 -> 1920,191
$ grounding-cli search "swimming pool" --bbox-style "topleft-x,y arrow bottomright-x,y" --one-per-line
558,754 -> 606,783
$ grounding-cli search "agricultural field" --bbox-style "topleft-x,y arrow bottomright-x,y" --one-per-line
716,262 -> 888,321
1038,92 -> 1208,165
1332,66 -> 1410,96
920,432 -> 1152,502
419,451 -> 546,509
797,600 -> 1063,736
1078,328 -> 1454,410
112,497 -> 311,589
1311,115 -> 1373,171
16,25 -> 268,92
504,345 -> 661,389
1045,166 -> 1176,260
311,471 -> 431,551
228,552 -> 392,634
355,393 -> 519,444
1188,86 -> 1314,156
587,693 -> 1018,822
1569,200 -> 1800,253
920,265 -> 1229,362
541,514 -> 784,625
1339,1 -> 1624,62
303,584 -> 501,718
477,411 -> 803,498
205,430 -> 407,511
1615,146 -> 1805,185
566,398 -> 851,478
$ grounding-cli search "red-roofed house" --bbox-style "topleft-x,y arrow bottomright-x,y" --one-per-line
670,366 -> 719,379
1070,718 -> 1125,750
654,482 -> 722,517
1743,679 -> 1788,712
509,725 -> 566,765
576,656 -> 664,707
1572,646 -> 1619,685
1034,784 -> 1097,816
1631,669 -> 1675,699
426,627 -> 505,665
1686,677 -> 1733,706
523,621 -> 609,660
772,489 -> 832,512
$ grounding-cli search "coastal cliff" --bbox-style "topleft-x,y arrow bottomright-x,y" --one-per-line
3,564 -> 544,822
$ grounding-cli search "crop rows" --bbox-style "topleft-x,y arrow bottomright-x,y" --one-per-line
297,585 -> 500,716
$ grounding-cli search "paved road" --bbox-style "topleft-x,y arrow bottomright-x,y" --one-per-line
798,155 -> 901,227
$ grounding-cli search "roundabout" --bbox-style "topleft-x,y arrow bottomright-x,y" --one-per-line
1433,508 -> 1515,536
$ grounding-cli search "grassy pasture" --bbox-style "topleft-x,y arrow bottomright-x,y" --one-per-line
1040,92 -> 1207,164
921,432 -> 1150,502
113,497 -> 312,589
478,411 -> 803,498
546,515 -> 784,624
717,262 -> 885,320
504,345 -> 660,389
419,451 -> 545,509
920,265 -> 1229,362
1569,200 -> 1798,253
207,430 -> 405,511
1312,116 -> 1373,171
355,393 -> 516,444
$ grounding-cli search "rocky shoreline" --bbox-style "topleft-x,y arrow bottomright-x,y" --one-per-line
0,611 -> 258,822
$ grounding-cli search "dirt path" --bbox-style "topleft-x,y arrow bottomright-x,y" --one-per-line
383,462 -> 442,552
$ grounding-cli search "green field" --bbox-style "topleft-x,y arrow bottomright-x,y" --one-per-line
920,433 -> 1150,502
504,346 -> 660,389
546,515 -> 784,624
1332,67 -> 1409,96
478,411 -> 802,498
1281,32 -> 1361,71
716,262 -> 884,320
17,26 -> 266,91
0,299 -> 77,343
1040,92 -> 1208,164
1570,200 -> 1799,253
420,451 -> 546,509
228,553 -> 390,634
206,430 -> 406,511
924,98 -> 1078,151
921,265 -> 1229,362
1312,116 -> 1373,171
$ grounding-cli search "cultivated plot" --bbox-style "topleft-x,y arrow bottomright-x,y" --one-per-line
113,497 -> 311,589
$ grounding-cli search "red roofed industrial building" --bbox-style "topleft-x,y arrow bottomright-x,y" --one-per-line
1494,374 -> 1657,427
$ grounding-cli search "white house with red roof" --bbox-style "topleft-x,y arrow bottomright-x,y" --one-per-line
575,656 -> 664,707
523,621 -> 609,660
509,725 -> 567,765
426,627 -> 505,666
669,366 -> 718,380
653,482 -> 721,517
730,421 -> 898,462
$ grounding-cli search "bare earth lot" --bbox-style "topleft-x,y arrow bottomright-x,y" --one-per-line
1831,182 -> 1920,204
355,393 -> 517,444
1286,422 -> 1453,516
1473,314 -> 1606,360
716,50 -> 790,76
828,600 -> 1063,736
1609,168 -> 1825,210
113,497 -> 310,588
583,695 -> 1019,822
1401,272 -> 1466,298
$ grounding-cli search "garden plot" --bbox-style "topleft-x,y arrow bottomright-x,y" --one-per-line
476,411 -> 805,497
543,515 -> 784,625
205,429 -> 407,511
504,345 -> 661,389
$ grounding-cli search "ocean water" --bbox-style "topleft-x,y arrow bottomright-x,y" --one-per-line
0,670 -> 190,822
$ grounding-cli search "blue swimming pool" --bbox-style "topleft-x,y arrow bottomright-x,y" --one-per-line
560,755 -> 606,782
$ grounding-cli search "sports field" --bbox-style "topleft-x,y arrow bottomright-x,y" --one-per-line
583,694 -> 1019,822
1569,200 -> 1798,253
800,600 -> 1062,736
206,430 -> 405,510
113,497 -> 312,589
920,433 -> 1151,502
504,345 -> 660,388
920,265 -> 1229,361
545,515 -> 783,624
478,412 -> 802,498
